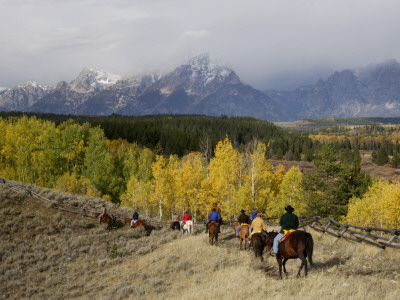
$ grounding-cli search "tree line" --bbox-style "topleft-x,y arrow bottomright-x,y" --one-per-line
3,115 -> 398,228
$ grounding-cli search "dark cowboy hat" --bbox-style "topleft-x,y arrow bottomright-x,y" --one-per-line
240,209 -> 245,213
285,205 -> 295,213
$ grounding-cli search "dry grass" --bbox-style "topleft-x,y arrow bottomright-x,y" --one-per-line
1,182 -> 400,299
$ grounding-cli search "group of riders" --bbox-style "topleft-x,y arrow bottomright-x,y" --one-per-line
99,201 -> 299,255
204,203 -> 299,256
98,205 -> 140,227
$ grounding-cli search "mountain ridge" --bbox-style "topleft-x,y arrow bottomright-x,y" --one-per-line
1,56 -> 399,121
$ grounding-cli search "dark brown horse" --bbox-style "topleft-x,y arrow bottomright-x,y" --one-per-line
209,221 -> 219,246
170,221 -> 180,230
265,231 -> 314,278
95,213 -> 116,231
250,232 -> 267,261
238,225 -> 250,250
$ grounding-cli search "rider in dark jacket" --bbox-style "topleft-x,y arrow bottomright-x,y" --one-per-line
236,209 -> 250,236
130,210 -> 139,227
272,205 -> 299,255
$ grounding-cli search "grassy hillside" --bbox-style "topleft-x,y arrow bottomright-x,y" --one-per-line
1,181 -> 400,299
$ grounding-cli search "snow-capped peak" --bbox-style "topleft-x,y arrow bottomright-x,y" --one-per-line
70,67 -> 122,92
185,53 -> 232,85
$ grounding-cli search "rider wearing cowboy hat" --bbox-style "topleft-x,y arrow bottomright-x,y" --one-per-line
236,209 -> 251,237
272,205 -> 299,256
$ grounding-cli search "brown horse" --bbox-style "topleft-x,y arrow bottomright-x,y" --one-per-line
250,232 -> 267,261
95,213 -> 115,231
238,225 -> 250,250
265,231 -> 314,278
209,221 -> 219,246
125,218 -> 147,229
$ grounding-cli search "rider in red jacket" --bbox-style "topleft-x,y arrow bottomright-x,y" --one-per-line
182,211 -> 191,225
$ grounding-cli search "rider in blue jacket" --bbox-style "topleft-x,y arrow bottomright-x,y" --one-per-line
205,208 -> 221,233
209,209 -> 221,222
130,210 -> 139,227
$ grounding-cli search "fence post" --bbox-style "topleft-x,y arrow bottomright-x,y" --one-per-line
331,224 -> 349,245
320,220 -> 332,238
351,231 -> 369,252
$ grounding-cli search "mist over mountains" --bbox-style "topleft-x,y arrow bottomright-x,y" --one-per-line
1,54 -> 400,122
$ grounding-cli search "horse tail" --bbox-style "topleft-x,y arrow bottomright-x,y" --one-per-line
305,232 -> 314,267
255,235 -> 264,257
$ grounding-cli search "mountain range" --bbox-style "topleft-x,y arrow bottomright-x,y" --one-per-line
1,54 -> 400,121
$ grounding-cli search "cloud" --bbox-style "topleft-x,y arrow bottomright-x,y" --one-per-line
1,0 -> 400,90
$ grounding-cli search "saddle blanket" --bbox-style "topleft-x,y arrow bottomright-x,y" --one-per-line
279,230 -> 296,243
208,221 -> 220,228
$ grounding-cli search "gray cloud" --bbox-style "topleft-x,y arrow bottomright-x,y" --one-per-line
1,0 -> 400,90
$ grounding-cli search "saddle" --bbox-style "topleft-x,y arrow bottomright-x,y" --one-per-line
278,230 -> 296,243
209,221 -> 220,233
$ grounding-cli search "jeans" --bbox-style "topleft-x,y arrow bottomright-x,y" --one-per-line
273,233 -> 284,254
236,225 -> 241,236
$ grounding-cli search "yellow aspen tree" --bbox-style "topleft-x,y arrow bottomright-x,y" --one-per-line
345,179 -> 400,228
166,154 -> 180,218
207,137 -> 240,220
121,176 -> 152,215
151,155 -> 168,221
272,164 -> 286,196
2,116 -> 44,183
150,155 -> 177,220
270,166 -> 306,217
175,152 -> 206,222
239,141 -> 274,215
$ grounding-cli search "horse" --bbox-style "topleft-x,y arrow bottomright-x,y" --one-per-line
170,221 -> 180,231
265,230 -> 314,278
95,213 -> 116,231
125,218 -> 147,229
208,221 -> 219,246
238,225 -> 250,250
180,220 -> 193,235
250,232 -> 267,261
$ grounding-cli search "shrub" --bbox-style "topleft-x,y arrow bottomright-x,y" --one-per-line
109,244 -> 118,259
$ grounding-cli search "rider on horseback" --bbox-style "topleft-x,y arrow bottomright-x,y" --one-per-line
236,209 -> 250,237
249,207 -> 258,234
271,205 -> 299,256
206,207 -> 221,233
98,205 -> 107,222
249,213 -> 267,239
130,209 -> 139,227
182,211 -> 191,225
205,203 -> 222,233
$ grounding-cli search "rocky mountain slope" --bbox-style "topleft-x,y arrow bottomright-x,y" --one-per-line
1,56 -> 400,121
265,59 -> 400,120
0,54 -> 286,121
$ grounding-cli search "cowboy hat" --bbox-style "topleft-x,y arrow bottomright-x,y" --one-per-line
285,205 -> 295,213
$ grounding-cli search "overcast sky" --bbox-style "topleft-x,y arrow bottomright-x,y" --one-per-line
1,0 -> 400,90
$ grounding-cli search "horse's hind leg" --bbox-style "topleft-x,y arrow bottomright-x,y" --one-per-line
277,257 -> 283,279
297,253 -> 308,277
282,258 -> 289,279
